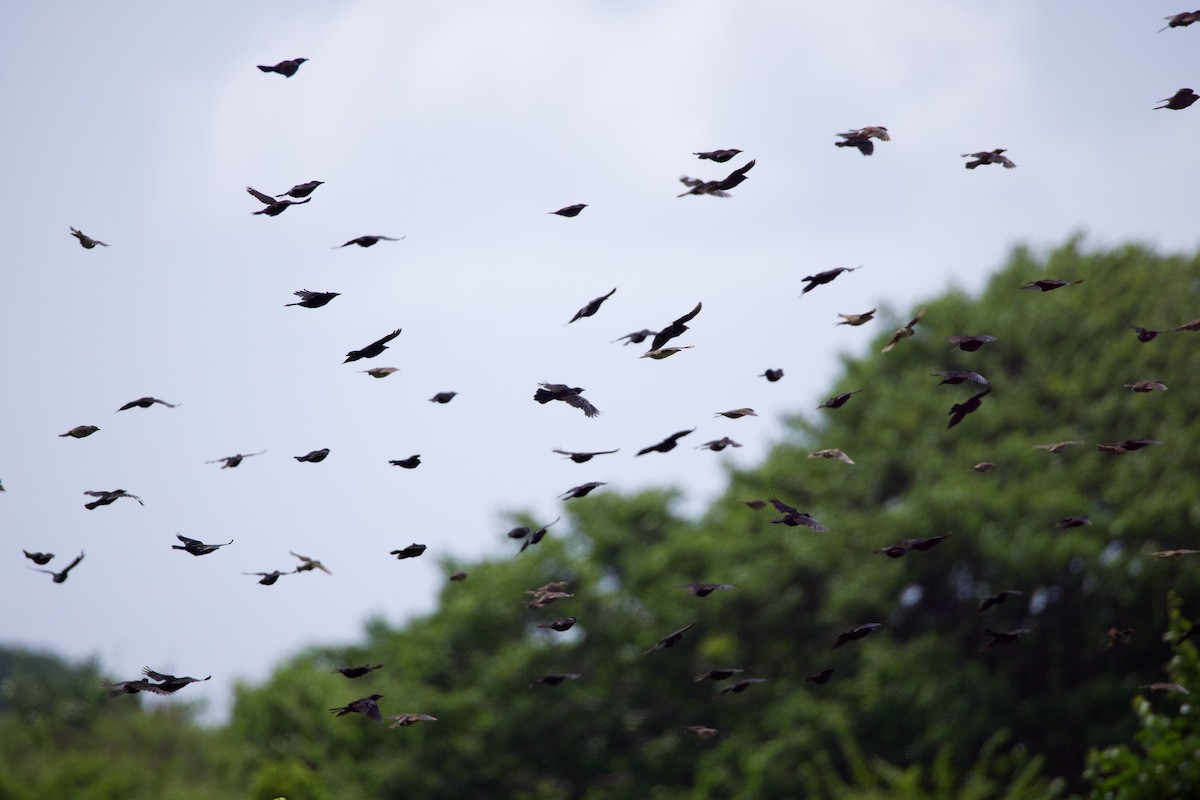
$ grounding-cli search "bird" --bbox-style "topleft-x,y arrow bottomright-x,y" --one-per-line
387,713 -> 438,728
612,329 -> 658,345
1150,549 -> 1200,560
536,617 -> 577,632
336,235 -> 404,248
390,544 -> 427,560
290,551 -> 331,575
1139,682 -> 1189,695
836,308 -> 877,326
1155,88 -> 1199,110
449,571 -> 469,581
362,367 -> 398,378
116,397 -> 178,411
649,302 -> 703,351
978,590 -> 1023,613
1021,279 -> 1084,292
285,290 -> 340,308
276,181 -> 323,198
835,126 -> 890,155
530,674 -> 581,687
874,533 -> 952,558
693,149 -> 742,162
637,429 -> 695,455
718,678 -> 767,695
931,370 -> 989,386
1161,11 -> 1200,31
22,550 -> 54,565
560,482 -> 606,500
294,448 -> 330,463
768,498 -> 828,531
832,621 -> 886,650
683,725 -> 720,739
962,149 -> 1016,169
1173,319 -> 1200,332
1125,380 -> 1168,393
981,627 -> 1034,651
141,667 -> 211,693
206,451 -> 266,469
696,438 -> 742,452
524,590 -> 574,610
808,448 -> 854,464
1033,440 -> 1084,454
84,489 -> 143,509
948,388 -> 992,429
172,534 -> 233,556
550,204 -> 587,217
760,368 -> 784,382
103,678 -> 168,698
946,334 -> 998,352
330,694 -> 384,722
70,227 -> 108,248
245,571 -> 287,586
344,329 -> 401,363
332,664 -> 381,679
715,408 -> 756,419
257,58 -> 308,77
641,346 -> 694,359
246,186 -> 310,216
801,266 -> 860,295
694,668 -> 747,682
59,425 -> 99,439
679,583 -> 735,597
806,669 -> 835,685
552,448 -> 619,463
645,622 -> 697,654
971,462 -> 997,473
518,518 -> 560,555
677,160 -> 755,197
534,383 -> 599,418
1096,439 -> 1166,454
568,288 -> 616,324
429,392 -> 457,404
30,551 -> 84,583
818,390 -> 863,409
1128,324 -> 1165,342
389,455 -> 421,469
881,307 -> 926,352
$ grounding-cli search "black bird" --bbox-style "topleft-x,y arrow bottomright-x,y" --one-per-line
389,455 -> 421,469
295,448 -> 330,463
103,678 -> 167,698
874,533 -> 952,558
677,159 -> 756,197
276,181 -> 323,198
1097,438 -> 1166,455
560,482 -> 606,500
1161,11 -> 1200,31
835,126 -> 889,156
694,668 -> 747,682
257,58 -> 308,77
1021,279 -> 1084,292
84,489 -> 143,509
832,621 -> 886,650
22,550 -> 54,565
818,389 -> 863,409
1155,88 -> 1199,110
978,590 -> 1023,613
568,288 -> 616,324
116,396 -> 178,411
333,664 -> 382,679
696,438 -> 742,452
286,290 -> 340,308
60,425 -> 99,438
760,368 -> 784,382
552,448 -> 619,463
515,517 -> 560,555
530,673 -> 581,687
768,498 -> 828,531
718,678 -> 767,695
30,551 -> 84,583
806,669 -> 835,685
142,667 -> 211,693
962,149 -> 1016,169
330,694 -> 383,722
550,204 -> 587,217
336,235 -> 404,248
70,227 -> 108,248
981,627 -> 1034,651
362,367 -> 398,378
345,329 -> 401,363
948,388 -> 991,429
680,583 -> 735,597
206,451 -> 266,469
429,392 -> 457,404
390,544 -> 427,559
932,370 -> 989,386
612,329 -> 657,345
245,571 -> 287,586
172,534 -> 233,556
800,266 -> 860,295
946,335 -> 998,352
649,302 -> 702,351
506,526 -> 531,540
645,622 -> 697,654
537,617 -> 577,632
1128,324 -> 1164,342
1054,515 -> 1092,530
693,149 -> 742,162
246,186 -> 310,216
637,429 -> 695,455
534,383 -> 599,418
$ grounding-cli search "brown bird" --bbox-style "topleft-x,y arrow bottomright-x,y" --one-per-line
683,725 -> 720,739
742,499 -> 768,510
530,673 -> 581,687
536,617 -> 577,632
22,550 -> 54,565
1155,88 -> 1199,110
344,329 -> 401,363
1054,515 -> 1092,530
818,390 -> 863,409
568,288 -> 616,324
696,438 -> 742,452
694,668 -> 747,682
390,544 -> 427,559
962,149 -> 1016,169
637,429 -> 695,455
801,266 -> 860,295
612,329 -> 657,345
808,448 -> 854,464
172,534 -> 233,556
290,551 -> 331,575
649,302 -> 702,351
832,621 -> 886,650
207,450 -> 266,468
1128,324 -> 1165,342
948,388 -> 991,429
677,159 -> 755,197
59,425 -> 99,439
645,621 -> 698,654
333,664 -> 381,679
1140,682 -> 1189,695
84,489 -> 143,509
141,667 -> 211,693
834,126 -> 891,156
294,448 -> 330,463
429,392 -> 457,404
1096,439 -> 1165,454
30,551 -> 84,583
449,571 -> 469,581
971,462 -> 997,473
715,408 -> 756,419
1033,440 -> 1084,454
524,590 -> 574,610
246,186 -> 310,216
535,383 -> 599,417
1021,279 -> 1084,292
1107,627 -> 1135,648
257,58 -> 308,77
718,678 -> 767,695
70,227 -> 108,248
836,308 -> 877,326
245,570 -> 287,586
1150,548 -> 1200,560
560,482 -> 606,500
388,713 -> 438,728
552,448 -> 619,463
978,590 -> 1023,613
693,149 -> 742,162
1161,11 -> 1200,31
336,235 -> 404,248
286,290 -> 340,308
932,370 -> 989,386
981,627 -> 1034,651
116,396 -> 178,411
1125,380 -> 1168,393
1172,319 -> 1200,332
641,345 -> 694,359
768,498 -> 828,531
679,583 -> 735,597
276,181 -> 323,198
881,307 -> 926,352
330,694 -> 383,722
947,334 -> 998,352
390,455 -> 421,469
550,204 -> 587,217
362,367 -> 398,378
760,368 -> 784,382
806,669 -> 835,685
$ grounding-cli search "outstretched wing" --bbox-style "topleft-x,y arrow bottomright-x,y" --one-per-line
245,186 -> 275,205
369,329 -> 402,349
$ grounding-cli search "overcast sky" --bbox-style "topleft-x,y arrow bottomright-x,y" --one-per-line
2,1 -> 1197,722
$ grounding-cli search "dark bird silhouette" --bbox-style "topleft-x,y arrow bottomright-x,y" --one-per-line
245,570 -> 287,586
506,526 -> 531,540
946,334 -> 998,352
806,669 -> 835,685
684,725 -> 720,739
117,396 -> 178,411
972,462 -> 997,473
257,58 -> 308,77
518,517 -> 559,555
948,388 -> 992,429
696,437 -> 742,452
290,551 -> 331,574
1021,279 -> 1084,292
206,451 -> 266,469
537,617 -> 577,632
612,329 -> 657,345
30,551 -> 84,583
1033,440 -> 1084,454
389,455 -> 421,469
1173,319 -> 1200,332
873,533 -> 952,558
832,621 -> 886,650
801,266 -> 860,295
1097,439 -> 1166,454
741,499 -> 768,510
835,126 -> 890,156
818,389 -> 863,409
715,408 -> 756,419
981,627 -> 1034,651
1125,380 -> 1168,393
718,678 -> 767,695
103,678 -> 167,698
645,622 -> 697,654
1128,324 -> 1164,342
932,370 -> 989,386
333,664 -> 381,679
694,668 -> 747,682
59,425 -> 99,439
679,583 -> 735,597
330,694 -> 383,722
560,482 -> 606,500
637,429 -> 695,455
388,713 -> 438,728
1155,88 -> 1199,110
390,544 -> 427,560
693,149 -> 742,162
550,204 -> 587,217
768,498 -> 828,531
677,159 -> 755,197
978,590 -> 1023,613
276,180 -> 323,198
429,392 -> 457,404
247,186 -> 310,216
344,329 -> 401,363
172,534 -> 233,556
809,448 -> 855,464
286,290 -> 339,308
534,383 -> 599,417
1161,11 -> 1200,31
84,489 -> 143,509
881,307 -> 926,352
22,550 -> 54,565
530,673 -> 581,687
553,448 -> 619,463
336,235 -> 404,248
449,571 -> 469,581
142,667 -> 210,693
70,227 -> 108,248
962,149 -> 1016,169
295,448 -> 330,463
362,367 -> 398,378
568,288 -> 616,324
760,368 -> 784,382
649,302 -> 702,351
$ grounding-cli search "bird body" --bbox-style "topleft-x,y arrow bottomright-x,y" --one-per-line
818,390 -> 863,409
568,287 -> 616,324
715,408 -> 756,419
276,180 -> 323,198
172,534 -> 233,556
207,450 -> 266,468
84,489 -> 143,509
947,388 -> 992,429
333,664 -> 381,679
550,204 -> 587,217
362,367 -> 398,378
768,498 -> 828,531
336,235 -> 404,248
388,713 -> 437,728
257,58 -> 308,77
247,186 -> 310,216
70,227 -> 108,248
637,429 -> 695,455
645,621 -> 697,654
881,307 -> 925,352
31,551 -> 84,583
537,617 -> 577,632
245,570 -> 287,585
808,448 -> 854,464
291,551 -> 331,574
693,149 -> 741,162
530,673 -> 581,687
801,266 -> 860,295
697,437 -> 742,452
718,678 -> 767,695
680,583 -> 735,597
286,290 -> 340,308
560,482 -> 606,500
552,448 -> 618,463
962,149 -> 1016,169
836,308 -> 877,326
932,370 -> 989,386
1021,279 -> 1084,292
612,329 -> 657,345
534,383 -> 599,417
1155,88 -> 1199,110
391,544 -> 427,559
59,425 -> 99,438
23,550 -> 54,565
389,455 -> 421,469
429,392 -> 457,403
677,159 -> 755,197
946,334 -> 998,352
641,345 -> 694,359
649,302 -> 702,351
330,694 -> 383,722
294,448 -> 330,463
345,329 -> 401,363
117,396 -> 178,411
1126,380 -> 1168,393
760,368 -> 784,382
832,621 -> 886,649
1161,11 -> 1200,31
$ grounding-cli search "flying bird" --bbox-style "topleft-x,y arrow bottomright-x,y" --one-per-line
22,550 -> 54,565
1125,380 -> 1168,393
1096,439 -> 1166,454
832,621 -> 886,650
276,180 -> 323,198
333,664 -> 381,679
641,345 -> 694,359
874,533 -> 952,558
677,159 -> 755,197
806,669 -> 835,685
59,425 -> 99,439
429,392 -> 457,404
948,388 -> 992,429
335,235 -> 404,248
1128,324 -> 1164,342
549,204 -> 587,217
286,290 -> 340,308
257,58 -> 308,77
70,227 -> 108,248
518,518 -> 559,555
389,455 -> 421,469
388,713 -> 438,728
206,451 -> 266,468
718,678 -> 767,695
645,622 -> 697,654
1139,682 -> 1189,695
1161,11 -> 1200,31
103,678 -> 167,698
612,329 -> 657,345
760,368 -> 784,382
1054,515 -> 1092,530
981,627 -> 1034,651
560,482 -> 606,500
534,383 -> 599,418
818,390 -> 862,409
649,302 -> 702,351
637,429 -> 695,455
715,408 -> 756,419
141,667 -> 211,693
552,448 -> 619,463
245,571 -> 287,586
30,551 -> 84,583
1033,440 -> 1084,454
330,694 -> 384,722
1150,549 -> 1200,560
294,448 -> 330,463
1155,88 -> 1199,110
536,617 -> 578,632
290,551 -> 331,574
683,725 -> 720,739
696,438 -> 742,452
84,489 -> 143,509
679,583 -> 735,597
362,367 -> 398,378
449,571 -> 469,581
978,590 -> 1023,613
932,370 -> 989,386
801,266 -> 860,295
390,544 -> 427,560
1173,319 -> 1200,332
946,334 -> 998,352
962,149 -> 1016,169
344,329 -> 401,363
530,674 -> 581,687
808,448 -> 854,464
693,149 -> 742,162
116,396 -> 178,411
971,462 -> 997,473
694,668 -> 747,682
172,534 -> 233,556
881,307 -> 926,352
836,308 -> 877,326
768,498 -> 828,531
568,288 -> 616,324
246,186 -> 310,216
1021,279 -> 1084,292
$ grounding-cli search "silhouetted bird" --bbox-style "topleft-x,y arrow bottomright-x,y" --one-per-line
389,455 -> 421,469
330,694 -> 383,722
818,390 -> 862,409
1021,279 -> 1084,292
645,622 -> 697,654
333,664 -> 381,679
257,58 -> 308,77
291,551 -> 331,574
679,583 -> 735,597
962,149 -> 1016,169
568,287 -> 616,323
84,489 -> 143,509
612,329 -> 657,345
719,678 -> 767,695
832,621 -> 886,649
388,713 -> 438,728
694,668 -> 747,682
537,617 -> 577,632
449,571 -> 469,581
1128,324 -> 1164,342
207,451 -> 266,469
637,429 -> 695,455
874,533 -> 951,558
806,669 -> 835,685
1097,439 -> 1166,454
693,149 -> 742,162
1173,319 -> 1200,332
518,518 -> 559,555
768,498 -> 828,531
276,180 -> 323,198
390,544 -> 427,559
336,235 -> 404,248
1155,88 -> 1199,109
1161,11 -> 1200,31
978,590 -> 1023,613
932,370 -> 989,386
172,534 -> 233,556
245,570 -> 287,585
549,204 -> 587,217
881,307 -> 926,352
362,367 -> 398,378
535,383 -> 599,417
429,392 -> 457,404
1033,440 -> 1083,454
835,126 -> 890,156
560,482 -> 606,500
742,499 -> 768,510
948,388 -> 991,429
761,368 -> 784,382
286,290 -> 340,308
22,550 -> 53,565
981,627 -> 1034,651
715,408 -> 756,419
59,425 -> 99,439
103,678 -> 166,698
678,160 -> 755,197
972,462 -> 997,473
1125,380 -> 1168,393
142,667 -> 210,693
553,448 -> 619,463
836,308 -> 877,326
30,551 -> 84,583
809,448 -> 854,464
641,345 -> 693,359
530,674 -> 581,687
70,227 -> 108,248
116,396 -> 178,411
946,334 -> 998,352
801,266 -> 860,295
345,329 -> 401,362
696,438 -> 742,452
295,448 -> 330,463
649,302 -> 702,351
247,186 -> 310,216
684,725 -> 720,739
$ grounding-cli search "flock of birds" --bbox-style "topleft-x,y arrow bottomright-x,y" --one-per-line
15,12 -> 1200,740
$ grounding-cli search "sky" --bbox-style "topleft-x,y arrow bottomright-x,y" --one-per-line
2,1 -> 1198,722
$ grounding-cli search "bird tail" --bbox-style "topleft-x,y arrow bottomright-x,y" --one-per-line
257,65 -> 275,73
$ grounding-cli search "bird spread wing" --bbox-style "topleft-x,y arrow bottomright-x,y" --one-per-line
245,186 -> 276,204
369,329 -> 402,348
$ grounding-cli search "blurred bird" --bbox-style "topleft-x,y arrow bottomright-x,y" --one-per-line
881,307 -> 926,352
1125,381 -> 1168,393
568,287 -> 616,323
677,159 -> 755,197
932,370 -> 989,386
30,551 -> 83,584
806,669 -> 835,685
333,664 -> 381,679
390,544 -> 427,560
552,448 -> 619,463
257,58 -> 307,77
530,674 -> 581,687
290,551 -> 331,575
948,388 -> 991,429
429,392 -> 457,404
336,235 -> 404,248
946,334 -> 998,352
1155,88 -> 1199,109
103,678 -> 166,698
645,622 -> 697,654
962,149 -> 1016,169
981,627 -> 1034,651
389,455 -> 421,469
1161,11 -> 1200,31
971,462 -> 997,473
801,266 -> 860,295
768,499 -> 828,531
742,499 -> 768,510
70,227 -> 108,248
694,668 -> 747,682
362,367 -> 398,378
718,678 -> 767,695
1106,627 -> 1135,649
142,667 -> 210,693
641,345 -> 694,359
518,517 -> 559,555
978,590 -> 1023,613
525,591 -> 574,610
449,571 -> 469,581
276,180 -> 323,198
84,489 -> 143,509
294,448 -> 330,463
286,290 -> 340,308
679,583 -> 735,597
116,396 -> 178,411
388,713 -> 438,728
874,533 -> 952,557
1128,324 -> 1164,342
684,725 -> 720,739
245,571 -> 287,586
760,368 -> 784,382
246,186 -> 310,216
832,621 -> 886,650
696,438 -> 742,452
818,390 -> 862,409
1173,319 -> 1200,332
1096,439 -> 1166,454
344,329 -> 401,362
172,534 -> 233,556
1140,682 -> 1189,694
809,448 -> 854,464
1021,279 -> 1084,292
836,308 -> 877,326
330,694 -> 383,722
1150,549 -> 1200,560
715,408 -> 756,419
649,302 -> 702,351
560,482 -> 606,500
537,617 -> 577,632
550,204 -> 587,217
535,383 -> 599,417
612,329 -> 657,345
836,126 -> 890,152
693,149 -> 742,162
1033,440 -> 1083,454
206,451 -> 266,469
637,429 -> 695,455
22,550 -> 54,565
59,425 -> 99,439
